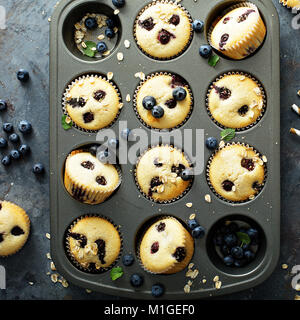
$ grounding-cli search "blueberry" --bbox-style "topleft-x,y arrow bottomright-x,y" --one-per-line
244,250 -> 255,261
188,219 -> 199,230
223,233 -> 238,247
231,246 -> 244,259
192,20 -> 204,33
96,41 -> 108,54
130,274 -> 143,287
199,44 -> 213,58
206,137 -> 218,150
151,284 -> 164,297
247,228 -> 259,240
10,149 -> 20,160
142,96 -> 156,110
172,87 -> 187,101
0,100 -> 7,111
105,28 -> 115,39
242,242 -> 250,251
223,255 -> 234,266
9,133 -> 19,143
192,225 -> 205,239
106,18 -> 115,28
152,106 -> 164,119
3,123 -> 13,133
19,144 -> 30,155
89,145 -> 98,156
18,120 -> 32,134
213,234 -> 224,246
112,0 -> 125,8
108,138 -> 119,149
98,149 -> 113,163
32,163 -> 44,174
221,244 -> 231,256
1,155 -> 11,166
122,254 -> 134,266
17,69 -> 30,82
180,169 -> 193,181
234,258 -> 247,268
121,128 -> 132,140
84,17 -> 98,30
0,138 -> 7,148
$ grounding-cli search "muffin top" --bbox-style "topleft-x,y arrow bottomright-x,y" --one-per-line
139,217 -> 190,274
0,201 -> 30,256
135,2 -> 192,59
209,144 -> 265,202
135,74 -> 192,129
207,74 -> 264,129
136,145 -> 192,202
280,0 -> 300,9
64,76 -> 121,131
67,216 -> 121,270
65,150 -> 120,192
210,5 -> 263,52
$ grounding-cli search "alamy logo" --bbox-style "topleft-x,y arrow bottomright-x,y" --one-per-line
291,8 -> 300,30
0,265 -> 6,289
0,6 -> 6,30
291,265 -> 300,290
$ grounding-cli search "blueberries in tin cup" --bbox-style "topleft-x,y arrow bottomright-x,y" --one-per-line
3,123 -> 13,133
122,254 -> 134,266
105,28 -> 115,39
0,100 -> 7,111
19,144 -> 30,155
17,69 -> 30,82
84,17 -> 98,30
18,120 -> 32,134
32,163 -> 45,174
223,255 -> 234,266
192,225 -> 205,239
173,87 -> 187,101
223,233 -> 238,247
206,137 -> 218,150
96,41 -> 108,54
199,44 -> 213,58
188,219 -> 199,231
112,0 -> 125,8
10,149 -> 20,160
2,155 -> 11,166
151,284 -> 164,297
142,96 -> 156,110
192,20 -> 204,33
130,274 -> 143,287
9,133 -> 19,143
180,169 -> 193,181
0,138 -> 7,148
152,106 -> 164,119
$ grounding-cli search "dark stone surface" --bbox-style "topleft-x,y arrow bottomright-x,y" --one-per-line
0,0 -> 298,300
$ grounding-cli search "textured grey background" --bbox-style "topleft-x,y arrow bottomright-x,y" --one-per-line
0,0 -> 298,300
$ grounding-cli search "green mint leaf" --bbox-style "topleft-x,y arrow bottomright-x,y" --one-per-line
220,128 -> 235,141
61,115 -> 72,130
110,266 -> 123,281
208,54 -> 220,67
236,232 -> 251,246
82,41 -> 97,57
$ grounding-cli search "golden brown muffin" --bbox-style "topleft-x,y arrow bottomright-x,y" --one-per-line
280,0 -> 300,9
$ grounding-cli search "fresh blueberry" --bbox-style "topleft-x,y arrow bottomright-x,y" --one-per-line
223,255 -> 234,266
244,250 -> 255,261
213,234 -> 224,246
199,44 -> 213,58
180,169 -> 193,181
10,149 -> 20,160
9,133 -> 19,143
121,128 -> 132,140
3,123 -> 13,133
151,284 -> 164,297
205,137 -> 218,150
96,41 -> 108,53
247,228 -> 259,240
19,144 -> 30,155
221,244 -> 231,256
0,138 -> 7,148
152,105 -> 164,119
105,28 -> 115,39
223,233 -> 238,247
108,138 -> 119,149
84,17 -> 98,30
172,87 -> 187,101
192,20 -> 204,33
1,155 -> 11,166
106,18 -> 115,28
142,96 -> 156,110
130,274 -> 143,287
112,0 -> 125,8
122,254 -> 134,266
89,145 -> 98,156
98,149 -> 113,163
192,225 -> 205,239
17,69 -> 30,82
32,163 -> 45,174
231,246 -> 244,259
234,258 -> 247,268
241,242 -> 250,251
188,219 -> 199,230
0,100 -> 7,111
18,120 -> 32,134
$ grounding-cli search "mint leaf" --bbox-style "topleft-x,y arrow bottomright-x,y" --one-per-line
61,115 -> 72,130
208,54 -> 220,67
236,232 -> 251,246
82,41 -> 97,58
110,266 -> 123,281
220,128 -> 235,141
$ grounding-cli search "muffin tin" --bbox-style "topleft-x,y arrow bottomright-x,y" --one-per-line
50,0 -> 280,299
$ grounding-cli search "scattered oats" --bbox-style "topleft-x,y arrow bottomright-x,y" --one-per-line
282,264 -> 289,270
65,116 -> 72,124
50,262 -> 56,271
186,269 -> 194,278
103,50 -> 111,56
184,284 -> 191,293
46,233 -> 51,239
191,269 -> 199,279
61,278 -> 69,288
46,272 -> 51,276
249,195 -> 255,200
48,17 -> 51,22
262,155 -> 267,163
46,253 -> 51,260
188,263 -> 194,269
28,282 -> 34,286
86,289 -> 92,294
126,94 -> 131,102
187,280 -> 193,286
114,9 -> 120,15
186,202 -> 193,208
213,275 -> 219,282
124,40 -> 131,48
118,103 -> 124,109
205,194 -> 211,203
81,42 -> 87,49
219,140 -> 225,148
113,27 -> 119,33
75,23 -> 82,30
51,274 -> 59,283
189,213 -> 196,220
117,52 -> 124,61
297,90 -> 300,97
202,278 -> 207,284
97,34 -> 105,40
135,72 -> 145,80
295,295 -> 300,300
295,283 -> 300,291
215,281 -> 222,290
107,72 -> 114,80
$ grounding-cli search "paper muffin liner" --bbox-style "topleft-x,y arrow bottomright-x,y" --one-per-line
133,0 -> 193,61
64,149 -> 122,205
136,215 -> 194,275
0,201 -> 30,257
134,144 -> 194,204
206,142 -> 268,204
65,214 -> 123,274
206,71 -> 267,131
133,72 -> 194,131
279,0 -> 300,10
62,74 -> 122,133
207,2 -> 266,60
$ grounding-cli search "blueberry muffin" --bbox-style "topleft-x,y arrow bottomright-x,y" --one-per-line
209,3 -> 266,60
208,144 -> 265,202
135,2 -> 192,59
139,217 -> 194,274
67,216 -> 121,271
280,0 -> 300,9
64,150 -> 120,204
135,145 -> 193,202
63,75 -> 121,131
135,73 -> 192,129
0,201 -> 30,256
207,74 -> 264,129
